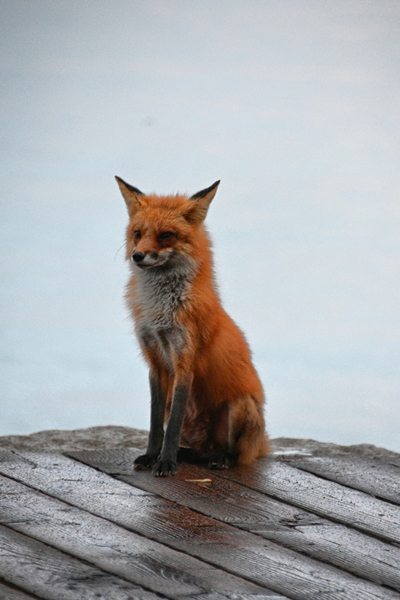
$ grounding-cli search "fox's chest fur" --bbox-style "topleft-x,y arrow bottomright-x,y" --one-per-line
132,255 -> 196,367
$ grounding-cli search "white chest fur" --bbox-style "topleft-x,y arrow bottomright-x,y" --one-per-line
134,254 -> 196,366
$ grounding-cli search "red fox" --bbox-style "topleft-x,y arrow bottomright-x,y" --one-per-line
116,177 -> 270,476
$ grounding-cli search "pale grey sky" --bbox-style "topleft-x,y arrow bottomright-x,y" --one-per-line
1,1 -> 399,450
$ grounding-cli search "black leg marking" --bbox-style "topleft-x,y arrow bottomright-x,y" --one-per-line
153,380 -> 191,477
134,372 -> 166,471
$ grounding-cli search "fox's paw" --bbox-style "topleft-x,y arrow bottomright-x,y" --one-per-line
134,454 -> 158,471
208,453 -> 231,470
152,458 -> 177,477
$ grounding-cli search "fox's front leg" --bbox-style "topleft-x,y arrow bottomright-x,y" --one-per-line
134,369 -> 166,471
153,374 -> 193,477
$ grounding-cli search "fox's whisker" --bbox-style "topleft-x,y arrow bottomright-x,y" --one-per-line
114,242 -> 126,261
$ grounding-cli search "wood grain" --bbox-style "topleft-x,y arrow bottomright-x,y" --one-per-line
2,450 -> 398,599
0,469 -> 277,599
3,449 -> 400,599
0,581 -> 40,600
0,524 -> 160,600
278,454 -> 400,505
64,448 -> 400,591
220,457 -> 400,543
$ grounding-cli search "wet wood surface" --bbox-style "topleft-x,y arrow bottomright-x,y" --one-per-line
276,453 -> 400,504
0,445 -> 399,600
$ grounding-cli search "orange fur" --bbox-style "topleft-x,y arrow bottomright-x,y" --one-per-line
116,177 -> 270,476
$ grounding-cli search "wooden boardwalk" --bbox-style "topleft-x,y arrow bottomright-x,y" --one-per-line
1,442 -> 400,599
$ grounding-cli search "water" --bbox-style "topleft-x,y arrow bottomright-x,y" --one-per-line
1,1 -> 399,451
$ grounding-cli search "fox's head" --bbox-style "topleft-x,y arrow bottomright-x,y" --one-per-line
116,177 -> 220,270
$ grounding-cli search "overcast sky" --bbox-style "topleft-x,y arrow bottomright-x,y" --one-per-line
1,0 -> 399,451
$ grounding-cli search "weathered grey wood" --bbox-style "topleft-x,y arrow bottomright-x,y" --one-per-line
1,454 -> 398,599
0,524 -> 160,600
0,451 -> 287,600
278,454 -> 400,505
272,438 -> 400,468
0,474 -> 275,600
219,457 -> 400,543
67,446 -> 400,543
63,447 -> 400,591
0,581 -> 40,600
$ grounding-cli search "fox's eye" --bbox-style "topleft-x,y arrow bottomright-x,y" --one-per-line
134,231 -> 141,241
159,232 -> 174,242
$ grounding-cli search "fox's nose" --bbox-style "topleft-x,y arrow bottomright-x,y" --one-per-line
132,252 -> 145,263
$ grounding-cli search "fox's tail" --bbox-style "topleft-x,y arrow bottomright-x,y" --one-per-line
233,395 -> 270,464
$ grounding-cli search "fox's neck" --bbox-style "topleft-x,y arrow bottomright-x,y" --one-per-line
135,253 -> 197,319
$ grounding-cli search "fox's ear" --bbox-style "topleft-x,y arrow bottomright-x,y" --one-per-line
115,176 -> 144,216
185,180 -> 220,224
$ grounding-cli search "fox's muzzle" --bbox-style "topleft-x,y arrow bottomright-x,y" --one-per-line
131,250 -> 168,269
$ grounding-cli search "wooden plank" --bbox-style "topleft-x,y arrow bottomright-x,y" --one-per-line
272,439 -> 400,469
67,447 -> 400,543
0,581 -> 40,600
218,457 -> 400,544
64,448 -> 400,591
1,451 -> 398,600
0,473 -> 281,600
0,451 -> 286,600
277,454 -> 400,505
0,524 -> 161,600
